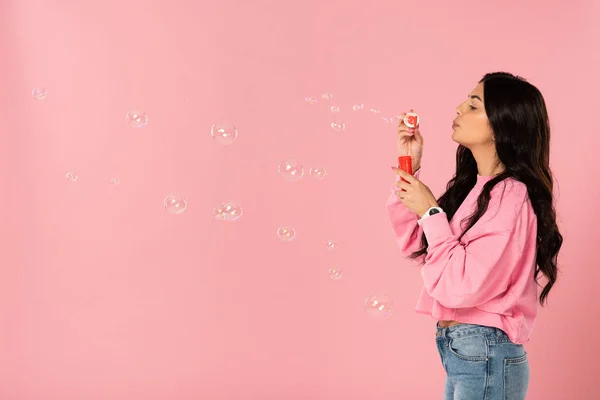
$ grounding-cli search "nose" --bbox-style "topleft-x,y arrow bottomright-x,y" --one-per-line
455,100 -> 467,116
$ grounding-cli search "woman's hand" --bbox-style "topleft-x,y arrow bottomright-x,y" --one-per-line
393,168 -> 439,217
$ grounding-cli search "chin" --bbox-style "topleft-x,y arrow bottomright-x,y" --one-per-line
452,136 -> 469,148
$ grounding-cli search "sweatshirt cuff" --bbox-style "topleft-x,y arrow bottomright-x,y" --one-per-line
419,212 -> 452,247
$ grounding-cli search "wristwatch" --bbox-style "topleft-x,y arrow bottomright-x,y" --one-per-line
418,207 -> 444,225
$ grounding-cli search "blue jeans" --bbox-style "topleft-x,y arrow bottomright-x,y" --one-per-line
435,322 -> 529,399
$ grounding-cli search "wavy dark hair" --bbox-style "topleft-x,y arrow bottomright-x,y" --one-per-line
409,72 -> 563,307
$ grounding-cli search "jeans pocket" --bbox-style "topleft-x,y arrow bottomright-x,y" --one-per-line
448,334 -> 488,361
504,352 -> 529,400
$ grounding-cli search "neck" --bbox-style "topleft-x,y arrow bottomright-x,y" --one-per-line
471,145 -> 504,177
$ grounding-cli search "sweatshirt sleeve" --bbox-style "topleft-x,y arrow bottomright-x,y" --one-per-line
418,184 -> 531,308
386,168 -> 423,258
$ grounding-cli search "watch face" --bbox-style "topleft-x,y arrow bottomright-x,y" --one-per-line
430,209 -> 440,215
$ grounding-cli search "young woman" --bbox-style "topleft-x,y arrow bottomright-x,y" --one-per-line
387,72 -> 563,399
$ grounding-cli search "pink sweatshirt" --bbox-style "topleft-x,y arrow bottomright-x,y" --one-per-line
386,169 -> 539,344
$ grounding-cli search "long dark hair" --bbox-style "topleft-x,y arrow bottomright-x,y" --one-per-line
410,72 -> 563,307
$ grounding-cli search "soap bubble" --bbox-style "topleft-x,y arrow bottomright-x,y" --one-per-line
164,194 -> 187,214
352,104 -> 364,111
310,167 -> 327,180
211,122 -> 238,145
364,292 -> 393,319
325,240 -> 339,250
65,172 -> 78,182
278,159 -> 304,182
328,267 -> 343,280
369,108 -> 380,114
330,106 -> 340,113
110,178 -> 120,186
330,122 -> 346,132
213,201 -> 243,221
126,110 -> 148,128
305,97 -> 318,105
321,93 -> 333,100
32,87 -> 47,100
383,116 -> 402,124
277,226 -> 296,242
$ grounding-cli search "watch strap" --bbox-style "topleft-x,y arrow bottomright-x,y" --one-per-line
418,207 -> 444,226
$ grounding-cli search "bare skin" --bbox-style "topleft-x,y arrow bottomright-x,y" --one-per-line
438,320 -> 462,328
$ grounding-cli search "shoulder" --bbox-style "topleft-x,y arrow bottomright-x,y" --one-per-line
482,178 -> 531,226
490,178 -> 528,201
489,178 -> 530,212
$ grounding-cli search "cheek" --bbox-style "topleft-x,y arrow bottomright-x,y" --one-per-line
475,116 -> 493,138
464,119 -> 493,143
477,123 -> 494,142
471,130 -> 493,144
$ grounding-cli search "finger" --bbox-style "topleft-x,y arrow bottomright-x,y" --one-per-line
395,180 -> 411,192
395,190 -> 407,199
398,121 -> 415,133
395,186 -> 410,198
398,171 -> 420,186
413,127 -> 423,143
394,168 -> 417,183
397,111 -> 408,126
398,128 -> 414,137
401,123 -> 416,136
398,111 -> 415,123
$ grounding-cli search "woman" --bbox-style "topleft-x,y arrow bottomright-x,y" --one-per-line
387,72 -> 563,399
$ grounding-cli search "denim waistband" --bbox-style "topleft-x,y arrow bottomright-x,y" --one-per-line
435,322 -> 510,341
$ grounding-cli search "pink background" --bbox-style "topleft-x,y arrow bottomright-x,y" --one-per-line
1,0 -> 599,398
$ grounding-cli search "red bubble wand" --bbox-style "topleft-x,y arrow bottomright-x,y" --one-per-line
398,112 -> 419,183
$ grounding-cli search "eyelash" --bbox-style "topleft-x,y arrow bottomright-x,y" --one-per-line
469,105 -> 476,110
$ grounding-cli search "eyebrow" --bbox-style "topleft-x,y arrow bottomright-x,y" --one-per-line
469,95 -> 483,102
